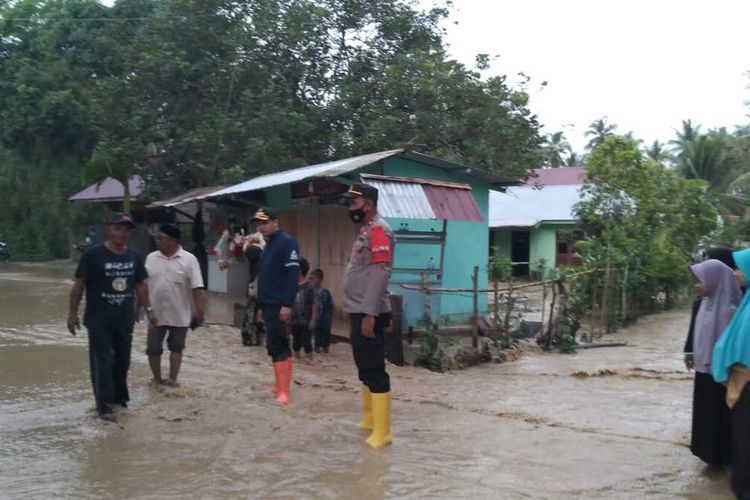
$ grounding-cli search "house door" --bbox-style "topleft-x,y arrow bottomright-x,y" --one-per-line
510,231 -> 530,277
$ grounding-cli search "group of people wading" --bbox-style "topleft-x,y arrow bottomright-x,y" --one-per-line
67,183 -> 395,449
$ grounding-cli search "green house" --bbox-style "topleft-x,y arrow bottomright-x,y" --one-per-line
194,150 -> 513,326
489,167 -> 584,279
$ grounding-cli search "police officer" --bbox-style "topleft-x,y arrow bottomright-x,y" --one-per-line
342,184 -> 395,448
254,207 -> 299,405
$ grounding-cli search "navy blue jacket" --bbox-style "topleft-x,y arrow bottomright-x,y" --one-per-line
257,229 -> 300,307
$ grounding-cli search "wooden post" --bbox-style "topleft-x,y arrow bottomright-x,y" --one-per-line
421,272 -> 431,326
472,266 -> 479,348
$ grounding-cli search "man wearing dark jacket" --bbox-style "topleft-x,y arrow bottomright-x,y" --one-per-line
254,207 -> 299,405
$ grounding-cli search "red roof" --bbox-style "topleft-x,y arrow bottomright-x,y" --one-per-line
524,167 -> 585,187
423,184 -> 483,222
69,175 -> 144,202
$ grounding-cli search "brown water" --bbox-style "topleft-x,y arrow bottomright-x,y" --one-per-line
0,262 -> 735,498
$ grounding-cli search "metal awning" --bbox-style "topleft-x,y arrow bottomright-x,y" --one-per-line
194,149 -> 515,203
69,175 -> 144,203
361,174 -> 484,222
148,185 -> 227,208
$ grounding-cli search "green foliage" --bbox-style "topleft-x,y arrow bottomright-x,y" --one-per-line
413,315 -> 446,372
0,0 -> 543,259
572,135 -> 718,329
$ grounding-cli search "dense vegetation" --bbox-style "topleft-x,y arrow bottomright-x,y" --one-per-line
0,0 -> 544,259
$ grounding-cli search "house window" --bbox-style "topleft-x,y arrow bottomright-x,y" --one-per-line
557,241 -> 569,254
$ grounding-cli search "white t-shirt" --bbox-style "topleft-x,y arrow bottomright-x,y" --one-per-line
145,247 -> 204,327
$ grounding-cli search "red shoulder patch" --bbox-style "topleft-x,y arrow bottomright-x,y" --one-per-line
370,226 -> 392,264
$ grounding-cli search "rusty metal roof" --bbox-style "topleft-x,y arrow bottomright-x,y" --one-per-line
361,174 -> 484,222
69,175 -> 144,202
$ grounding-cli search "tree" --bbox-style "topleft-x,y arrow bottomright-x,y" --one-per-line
644,140 -> 671,163
574,135 -> 718,322
0,0 -> 543,259
541,131 -> 571,167
585,117 -> 617,151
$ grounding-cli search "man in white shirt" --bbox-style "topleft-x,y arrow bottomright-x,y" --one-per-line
145,224 -> 205,386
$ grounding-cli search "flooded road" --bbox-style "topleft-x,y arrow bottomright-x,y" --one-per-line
0,262 -> 735,498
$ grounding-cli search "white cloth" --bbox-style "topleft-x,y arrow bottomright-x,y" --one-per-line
145,247 -> 204,327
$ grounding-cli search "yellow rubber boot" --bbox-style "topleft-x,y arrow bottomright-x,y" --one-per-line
358,385 -> 373,430
366,392 -> 392,449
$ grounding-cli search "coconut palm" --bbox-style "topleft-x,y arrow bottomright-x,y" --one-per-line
644,140 -> 671,163
565,151 -> 584,167
542,131 -> 571,167
585,117 -> 617,151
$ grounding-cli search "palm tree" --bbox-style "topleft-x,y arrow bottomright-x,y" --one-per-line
644,140 -> 670,163
542,131 -> 571,167
585,117 -> 617,151
677,134 -> 729,184
669,119 -> 701,158
565,151 -> 584,167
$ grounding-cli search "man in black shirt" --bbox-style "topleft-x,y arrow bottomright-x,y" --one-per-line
67,213 -> 153,422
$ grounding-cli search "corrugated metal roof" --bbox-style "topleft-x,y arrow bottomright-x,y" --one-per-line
524,167 -> 585,187
149,185 -> 228,208
362,175 -> 484,222
198,150 -> 404,200
424,184 -> 484,222
196,150 -> 516,202
489,185 -> 582,228
364,178 -> 436,219
69,175 -> 144,202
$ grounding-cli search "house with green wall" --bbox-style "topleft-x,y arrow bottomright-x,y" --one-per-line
489,167 -> 584,279
191,149 -> 511,327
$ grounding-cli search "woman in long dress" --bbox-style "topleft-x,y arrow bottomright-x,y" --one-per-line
712,248 -> 750,499
687,258 -> 742,466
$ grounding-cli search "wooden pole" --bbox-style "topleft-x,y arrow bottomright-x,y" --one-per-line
472,266 -> 479,348
421,272 -> 431,326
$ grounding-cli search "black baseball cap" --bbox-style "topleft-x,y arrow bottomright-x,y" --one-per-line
342,183 -> 378,206
252,207 -> 280,222
106,212 -> 135,228
159,223 -> 181,240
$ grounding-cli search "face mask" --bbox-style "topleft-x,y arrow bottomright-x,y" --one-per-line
349,207 -> 366,224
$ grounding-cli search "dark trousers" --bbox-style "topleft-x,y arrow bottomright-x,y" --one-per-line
350,313 -> 391,393
314,320 -> 331,349
690,372 -> 732,465
261,304 -> 291,363
292,324 -> 312,353
87,322 -> 133,414
733,383 -> 750,500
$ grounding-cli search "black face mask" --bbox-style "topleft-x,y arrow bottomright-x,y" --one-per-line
349,207 -> 366,224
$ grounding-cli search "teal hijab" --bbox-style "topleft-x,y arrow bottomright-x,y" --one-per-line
712,248 -> 750,383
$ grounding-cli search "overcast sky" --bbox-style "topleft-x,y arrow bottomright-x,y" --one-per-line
436,0 -> 750,152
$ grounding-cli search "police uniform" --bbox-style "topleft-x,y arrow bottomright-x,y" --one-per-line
341,184 -> 395,448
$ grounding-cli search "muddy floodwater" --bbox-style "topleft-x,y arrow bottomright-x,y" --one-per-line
0,262 -> 736,498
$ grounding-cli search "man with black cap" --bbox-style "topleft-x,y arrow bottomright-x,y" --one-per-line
254,207 -> 300,405
144,223 -> 205,386
67,212 -> 151,422
341,183 -> 395,448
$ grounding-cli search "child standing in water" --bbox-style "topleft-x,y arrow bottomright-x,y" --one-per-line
310,269 -> 333,353
291,257 -> 315,362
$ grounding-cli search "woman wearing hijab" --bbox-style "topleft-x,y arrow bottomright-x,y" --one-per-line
712,248 -> 750,499
688,258 -> 742,466
684,247 -> 739,365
